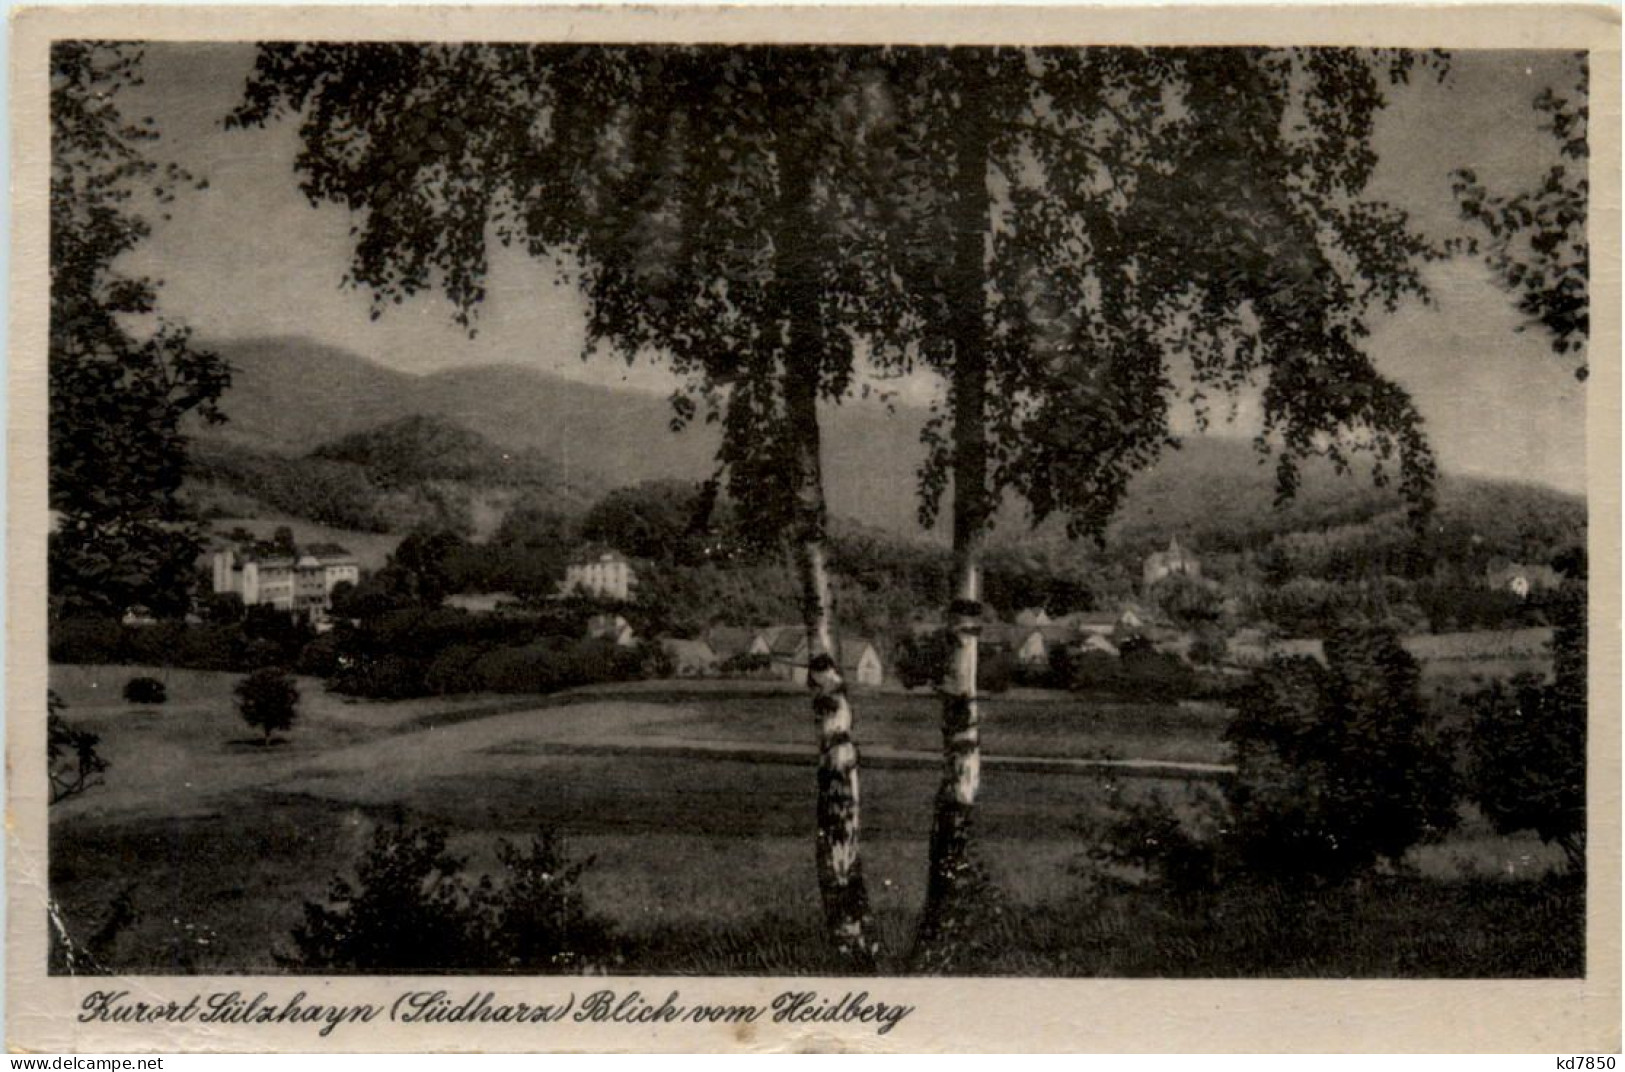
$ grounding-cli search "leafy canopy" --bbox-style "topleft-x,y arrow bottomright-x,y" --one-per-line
233,45 -> 892,542
1453,52 -> 1588,375
51,42 -> 232,617
849,48 -> 1445,541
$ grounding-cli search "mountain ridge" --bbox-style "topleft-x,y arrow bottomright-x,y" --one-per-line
195,335 -> 1584,547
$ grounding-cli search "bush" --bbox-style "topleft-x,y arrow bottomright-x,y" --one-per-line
480,832 -> 615,972
333,652 -> 427,700
122,676 -> 167,704
894,631 -> 948,690
292,822 -> 612,973
49,616 -> 305,675
235,667 -> 300,743
717,651 -> 772,677
294,634 -> 344,678
49,617 -> 126,665
424,643 -> 488,695
1063,645 -> 1197,702
293,824 -> 482,973
48,690 -> 109,805
1188,629 -> 1228,667
896,630 -> 1033,692
1224,627 -> 1457,882
978,650 -> 1015,694
1465,578 -> 1586,870
1085,787 -> 1226,896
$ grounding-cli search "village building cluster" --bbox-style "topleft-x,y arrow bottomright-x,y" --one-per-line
201,530 -> 1559,686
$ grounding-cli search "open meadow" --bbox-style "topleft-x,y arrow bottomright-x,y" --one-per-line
47,663 -> 1578,977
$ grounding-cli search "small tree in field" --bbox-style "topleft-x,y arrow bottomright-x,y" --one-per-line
235,667 -> 300,744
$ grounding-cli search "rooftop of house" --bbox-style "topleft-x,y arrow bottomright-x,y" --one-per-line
707,626 -> 765,656
569,547 -> 632,567
661,638 -> 718,660
763,625 -> 807,657
223,543 -> 354,568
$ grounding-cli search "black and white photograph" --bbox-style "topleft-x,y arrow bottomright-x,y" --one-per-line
10,4 -> 1619,1053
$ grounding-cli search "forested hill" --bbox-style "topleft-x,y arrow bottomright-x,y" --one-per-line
193,335 -> 1585,560
191,335 -> 932,535
1046,437 -> 1586,561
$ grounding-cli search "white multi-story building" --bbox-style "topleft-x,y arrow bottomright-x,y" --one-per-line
212,543 -> 359,616
562,550 -> 637,602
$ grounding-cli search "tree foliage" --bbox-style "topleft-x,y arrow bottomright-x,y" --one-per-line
849,48 -> 1444,544
293,822 -> 613,973
121,676 -> 167,704
384,529 -> 469,608
234,666 -> 300,742
1453,53 -> 1588,374
47,690 -> 110,805
50,42 -> 231,617
1225,627 -> 1457,881
580,479 -> 718,564
231,45 -> 894,539
1466,558 -> 1586,870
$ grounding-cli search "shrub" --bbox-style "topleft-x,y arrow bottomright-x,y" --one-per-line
293,822 -> 611,973
235,667 -> 300,743
48,690 -> 109,805
424,643 -> 488,695
1224,627 -> 1457,882
1188,629 -> 1228,667
293,824 -> 482,973
1085,787 -> 1227,896
978,650 -> 1015,694
909,853 -> 1009,975
718,651 -> 772,677
201,592 -> 246,625
294,634 -> 344,678
48,617 -> 126,665
122,676 -> 167,704
634,639 -> 674,681
1465,577 -> 1586,870
479,832 -> 615,973
333,652 -> 428,700
894,631 -> 948,690
1064,645 -> 1197,702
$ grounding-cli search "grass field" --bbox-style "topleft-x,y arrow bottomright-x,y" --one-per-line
46,664 -> 1579,977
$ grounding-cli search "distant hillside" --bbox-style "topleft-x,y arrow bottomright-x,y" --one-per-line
195,335 -> 930,534
196,336 -> 1585,553
189,413 -> 603,541
1045,438 -> 1585,559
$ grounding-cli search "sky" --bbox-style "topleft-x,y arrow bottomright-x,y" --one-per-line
116,45 -> 1587,494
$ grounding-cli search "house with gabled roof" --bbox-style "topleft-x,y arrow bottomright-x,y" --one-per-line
707,626 -> 772,662
661,637 -> 719,677
763,626 -> 885,687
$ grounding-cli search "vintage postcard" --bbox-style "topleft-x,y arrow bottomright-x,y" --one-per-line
8,3 -> 1621,1053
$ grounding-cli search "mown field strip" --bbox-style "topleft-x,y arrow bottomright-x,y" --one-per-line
483,737 -> 1236,780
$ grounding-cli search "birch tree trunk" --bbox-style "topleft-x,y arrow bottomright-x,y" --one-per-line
790,483 -> 879,969
915,55 -> 994,965
776,116 -> 879,972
